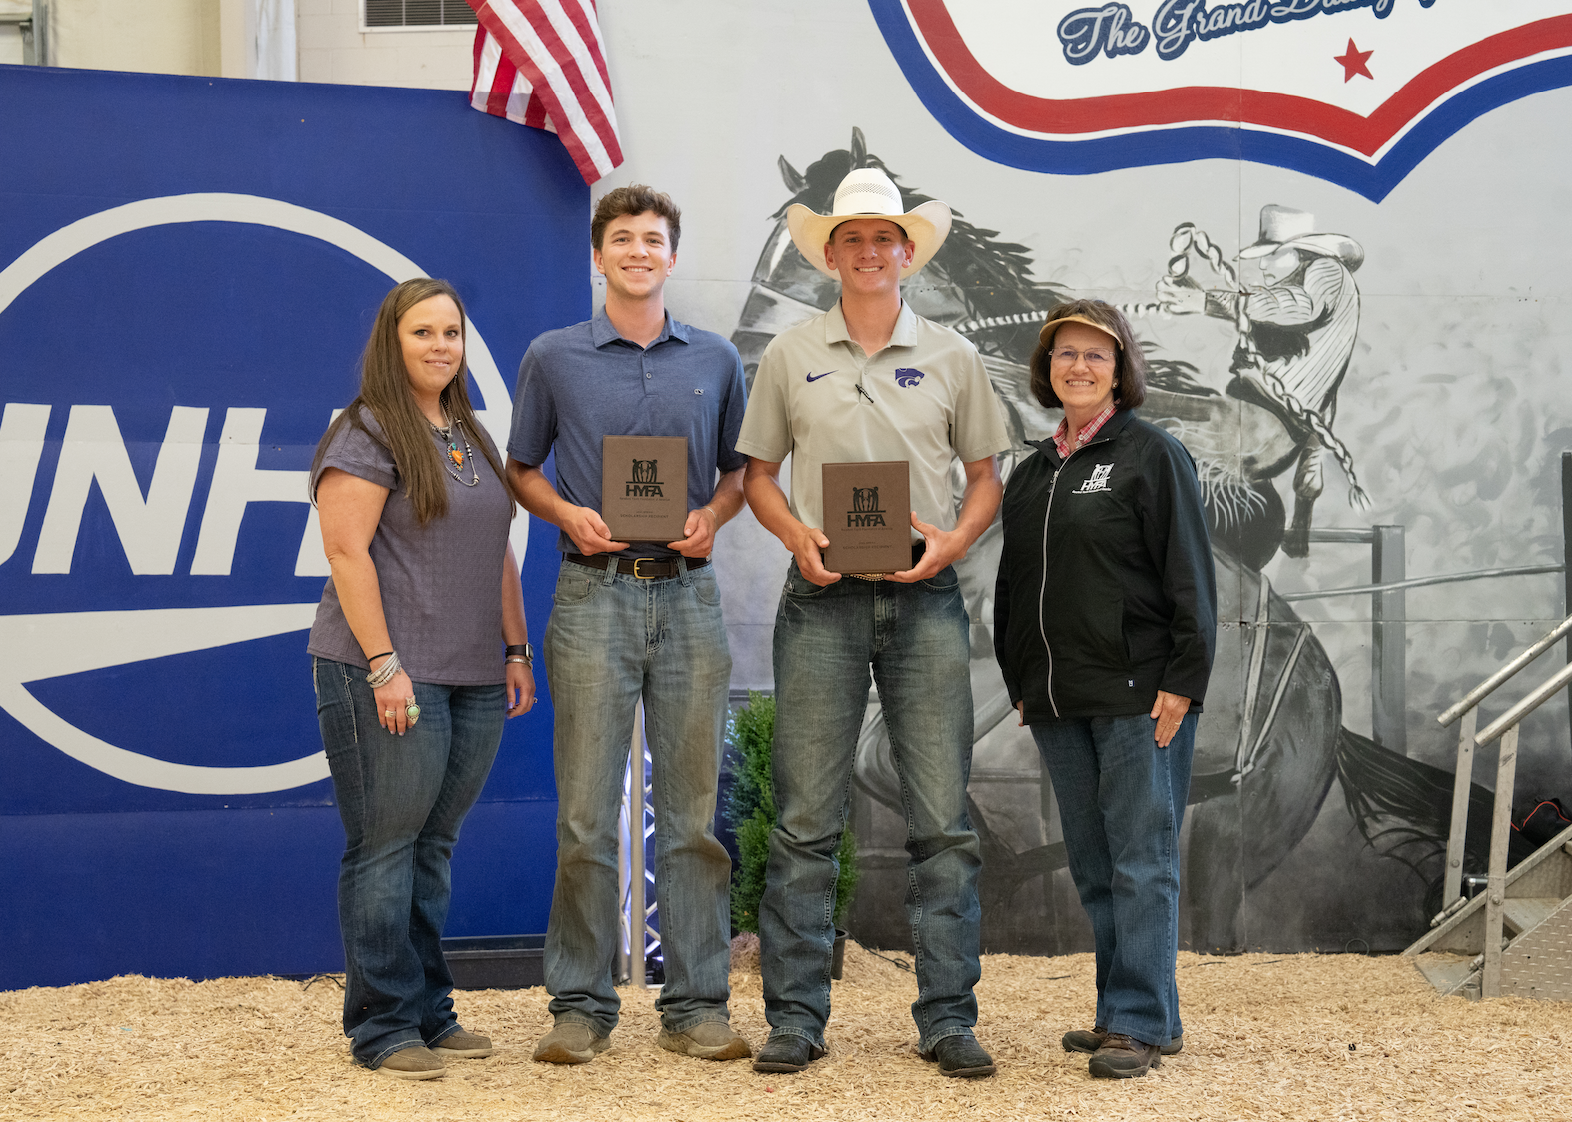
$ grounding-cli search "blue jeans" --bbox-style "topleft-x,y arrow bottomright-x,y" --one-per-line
1031,712 -> 1196,1048
760,562 -> 982,1051
542,557 -> 734,1035
314,657 -> 505,1069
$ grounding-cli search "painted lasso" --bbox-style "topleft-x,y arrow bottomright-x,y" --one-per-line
1167,224 -> 1370,509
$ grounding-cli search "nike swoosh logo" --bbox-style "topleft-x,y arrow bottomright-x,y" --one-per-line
805,370 -> 836,382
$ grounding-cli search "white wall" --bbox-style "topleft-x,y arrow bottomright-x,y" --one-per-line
296,0 -> 471,90
23,0 -> 472,90
45,0 -> 221,75
0,25 -> 23,66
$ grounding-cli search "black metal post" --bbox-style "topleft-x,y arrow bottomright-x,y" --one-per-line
1372,524 -> 1407,755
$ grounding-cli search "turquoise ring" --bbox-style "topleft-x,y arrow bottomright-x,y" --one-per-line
405,700 -> 421,724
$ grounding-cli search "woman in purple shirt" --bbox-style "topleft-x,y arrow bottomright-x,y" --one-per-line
307,278 -> 534,1079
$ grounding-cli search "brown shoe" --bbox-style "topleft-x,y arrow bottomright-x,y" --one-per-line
1088,1034 -> 1161,1079
376,1046 -> 446,1080
533,1021 -> 611,1064
1064,1026 -> 1183,1056
657,1021 -> 753,1061
432,1027 -> 494,1058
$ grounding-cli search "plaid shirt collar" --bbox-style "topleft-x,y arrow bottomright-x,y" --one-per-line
1052,403 -> 1118,460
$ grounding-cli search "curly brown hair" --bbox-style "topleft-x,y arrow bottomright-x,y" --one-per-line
1029,299 -> 1148,412
591,184 -> 682,252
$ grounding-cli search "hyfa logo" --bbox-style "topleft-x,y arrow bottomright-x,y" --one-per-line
0,193 -> 520,796
1074,463 -> 1115,494
847,486 -> 886,527
626,458 -> 664,497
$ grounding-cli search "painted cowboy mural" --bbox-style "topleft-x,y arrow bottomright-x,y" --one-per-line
1158,205 -> 1366,557
730,130 -> 1475,957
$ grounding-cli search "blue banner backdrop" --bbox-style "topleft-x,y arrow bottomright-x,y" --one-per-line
0,64 -> 584,988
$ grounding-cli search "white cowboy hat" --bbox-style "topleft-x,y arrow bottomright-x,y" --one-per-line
786,167 -> 952,279
1238,204 -> 1364,271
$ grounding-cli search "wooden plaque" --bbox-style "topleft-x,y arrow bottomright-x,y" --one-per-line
602,435 -> 689,542
821,460 -> 912,574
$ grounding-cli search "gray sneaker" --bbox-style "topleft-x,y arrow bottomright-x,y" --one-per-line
657,1021 -> 753,1061
533,1021 -> 611,1064
376,1046 -> 446,1080
431,1027 -> 494,1058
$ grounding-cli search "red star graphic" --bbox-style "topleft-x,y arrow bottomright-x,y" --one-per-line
1335,39 -> 1374,83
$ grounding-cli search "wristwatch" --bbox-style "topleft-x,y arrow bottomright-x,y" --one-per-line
505,642 -> 533,665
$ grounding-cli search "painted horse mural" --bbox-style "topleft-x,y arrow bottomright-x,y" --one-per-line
731,129 -> 1485,952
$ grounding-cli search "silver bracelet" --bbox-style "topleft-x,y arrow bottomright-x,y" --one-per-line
366,651 -> 400,688
505,656 -> 530,665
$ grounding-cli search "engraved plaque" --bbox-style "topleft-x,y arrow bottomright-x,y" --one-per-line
602,435 -> 689,542
821,460 -> 911,574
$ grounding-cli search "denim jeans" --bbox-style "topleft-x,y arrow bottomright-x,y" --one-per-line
314,657 -> 505,1069
760,562 -> 982,1051
1031,711 -> 1196,1048
542,557 -> 734,1036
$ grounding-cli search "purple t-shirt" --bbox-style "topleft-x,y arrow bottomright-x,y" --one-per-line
307,407 -> 513,685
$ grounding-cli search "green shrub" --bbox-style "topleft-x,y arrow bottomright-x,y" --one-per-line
725,691 -> 859,934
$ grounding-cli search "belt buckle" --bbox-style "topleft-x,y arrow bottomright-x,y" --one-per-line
632,557 -> 661,579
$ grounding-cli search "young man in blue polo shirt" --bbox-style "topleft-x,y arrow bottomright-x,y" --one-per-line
506,185 -> 750,1064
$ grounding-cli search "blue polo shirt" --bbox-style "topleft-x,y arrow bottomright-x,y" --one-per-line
508,308 -> 748,559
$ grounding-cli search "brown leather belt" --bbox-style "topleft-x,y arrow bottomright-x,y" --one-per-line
565,554 -> 710,579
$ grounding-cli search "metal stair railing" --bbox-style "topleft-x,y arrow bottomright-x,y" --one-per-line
1435,612 -> 1572,914
1433,612 -> 1572,999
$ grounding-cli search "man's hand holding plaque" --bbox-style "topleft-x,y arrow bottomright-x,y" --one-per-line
821,461 -> 913,575
602,435 -> 690,543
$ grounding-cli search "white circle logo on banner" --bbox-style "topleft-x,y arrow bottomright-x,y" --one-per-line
0,193 -> 518,794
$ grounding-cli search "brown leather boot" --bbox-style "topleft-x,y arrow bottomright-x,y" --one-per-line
1063,1026 -> 1183,1055
1088,1033 -> 1161,1078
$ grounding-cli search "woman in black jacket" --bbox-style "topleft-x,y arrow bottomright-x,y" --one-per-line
994,299 -> 1216,1080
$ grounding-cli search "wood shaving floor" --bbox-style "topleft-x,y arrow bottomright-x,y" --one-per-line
3,941 -> 1567,1121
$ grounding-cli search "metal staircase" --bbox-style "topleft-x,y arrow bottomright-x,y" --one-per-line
1405,823 -> 1572,1000
1403,612 -> 1572,1000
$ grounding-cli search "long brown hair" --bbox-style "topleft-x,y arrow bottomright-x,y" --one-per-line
1029,298 -> 1148,412
312,278 -> 512,525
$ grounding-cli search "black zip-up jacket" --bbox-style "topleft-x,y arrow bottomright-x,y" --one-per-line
993,410 -> 1217,723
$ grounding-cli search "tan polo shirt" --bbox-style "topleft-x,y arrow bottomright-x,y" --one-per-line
736,301 -> 1010,535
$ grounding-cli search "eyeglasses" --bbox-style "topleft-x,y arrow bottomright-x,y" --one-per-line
1050,347 -> 1115,368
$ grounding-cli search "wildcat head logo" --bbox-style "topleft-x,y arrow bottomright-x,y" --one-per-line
848,486 -> 886,527
894,367 -> 926,388
627,458 -> 664,497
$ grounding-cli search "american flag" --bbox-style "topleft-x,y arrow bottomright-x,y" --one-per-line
466,0 -> 623,184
